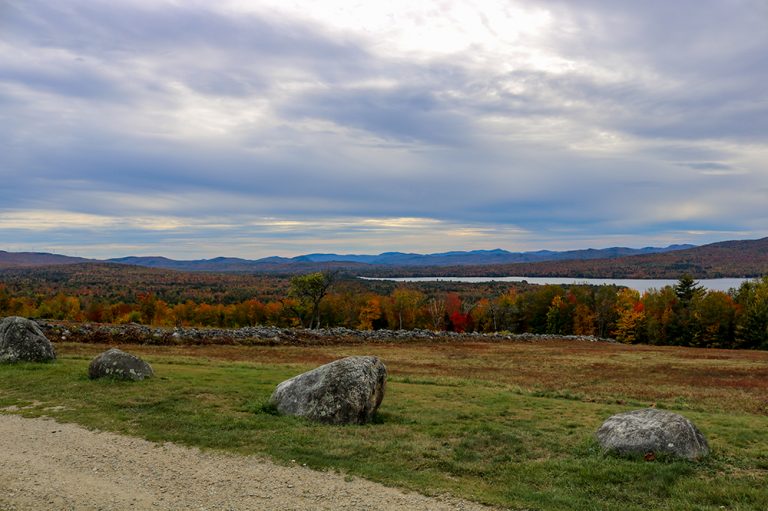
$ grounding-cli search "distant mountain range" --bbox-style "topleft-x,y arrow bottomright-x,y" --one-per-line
371,237 -> 768,279
1,237 -> 767,278
0,244 -> 694,271
288,245 -> 695,266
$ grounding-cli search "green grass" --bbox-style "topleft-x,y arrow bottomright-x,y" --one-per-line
1,346 -> 767,510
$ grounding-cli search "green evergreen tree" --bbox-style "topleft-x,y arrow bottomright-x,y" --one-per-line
669,275 -> 705,345
674,274 -> 705,305
734,277 -> 768,349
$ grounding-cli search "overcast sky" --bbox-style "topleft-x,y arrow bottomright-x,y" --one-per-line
1,0 -> 767,259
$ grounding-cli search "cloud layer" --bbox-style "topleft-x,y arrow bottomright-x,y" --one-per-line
1,0 -> 766,258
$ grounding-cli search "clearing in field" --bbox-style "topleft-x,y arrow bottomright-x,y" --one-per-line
1,339 -> 767,510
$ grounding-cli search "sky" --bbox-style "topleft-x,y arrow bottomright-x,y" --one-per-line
1,0 -> 767,259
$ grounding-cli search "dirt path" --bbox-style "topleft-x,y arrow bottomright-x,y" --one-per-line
0,414 -> 496,511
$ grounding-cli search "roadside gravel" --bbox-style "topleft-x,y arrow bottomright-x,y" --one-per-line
0,414 -> 497,511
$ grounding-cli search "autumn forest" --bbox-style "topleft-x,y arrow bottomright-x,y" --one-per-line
1,263 -> 767,350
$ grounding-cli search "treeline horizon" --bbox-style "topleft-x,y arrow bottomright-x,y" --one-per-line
1,271 -> 767,350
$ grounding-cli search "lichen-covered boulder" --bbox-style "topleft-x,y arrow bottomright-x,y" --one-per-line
596,408 -> 709,460
88,348 -> 154,381
269,356 -> 387,424
0,316 -> 56,363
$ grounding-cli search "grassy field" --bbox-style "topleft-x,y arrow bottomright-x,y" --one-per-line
1,339 -> 767,510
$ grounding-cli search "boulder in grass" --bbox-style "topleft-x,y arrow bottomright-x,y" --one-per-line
0,316 -> 56,363
88,348 -> 154,381
596,408 -> 709,460
269,356 -> 387,424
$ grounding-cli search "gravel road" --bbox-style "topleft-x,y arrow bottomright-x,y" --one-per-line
0,414 -> 496,511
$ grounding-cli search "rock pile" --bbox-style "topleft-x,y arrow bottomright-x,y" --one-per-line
37,320 -> 615,347
88,348 -> 154,381
269,356 -> 387,424
0,316 -> 56,363
596,408 -> 710,460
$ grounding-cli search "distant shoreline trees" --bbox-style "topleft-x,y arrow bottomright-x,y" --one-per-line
1,274 -> 767,350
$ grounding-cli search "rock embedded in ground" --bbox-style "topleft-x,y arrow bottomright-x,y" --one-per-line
269,356 -> 387,424
88,348 -> 154,381
596,408 -> 710,460
0,316 -> 56,363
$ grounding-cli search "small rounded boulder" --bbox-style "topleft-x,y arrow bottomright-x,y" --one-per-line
88,348 -> 154,381
596,408 -> 709,460
0,316 -> 56,363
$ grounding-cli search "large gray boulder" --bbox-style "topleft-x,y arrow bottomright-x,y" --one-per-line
269,356 -> 387,424
0,316 -> 56,363
596,408 -> 710,460
88,348 -> 154,381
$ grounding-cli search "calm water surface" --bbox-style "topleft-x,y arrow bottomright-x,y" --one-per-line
360,276 -> 750,293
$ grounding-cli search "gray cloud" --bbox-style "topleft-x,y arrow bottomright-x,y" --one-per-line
280,87 -> 473,145
540,0 -> 768,141
0,0 -> 766,257
679,162 -> 731,171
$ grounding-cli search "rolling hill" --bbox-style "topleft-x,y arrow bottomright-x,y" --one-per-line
0,250 -> 92,268
1,238 -> 765,278
2,244 -> 692,271
291,245 -> 693,266
103,245 -> 692,271
363,237 -> 768,279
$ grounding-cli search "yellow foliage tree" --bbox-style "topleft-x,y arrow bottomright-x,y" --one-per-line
613,288 -> 645,343
358,296 -> 382,330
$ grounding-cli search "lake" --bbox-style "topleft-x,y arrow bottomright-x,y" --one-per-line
359,276 -> 751,293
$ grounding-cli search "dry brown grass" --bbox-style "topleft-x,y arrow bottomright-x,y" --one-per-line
57,339 -> 768,414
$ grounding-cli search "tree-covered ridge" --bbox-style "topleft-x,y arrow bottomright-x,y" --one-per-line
1,265 -> 766,350
361,237 -> 768,279
2,237 -> 767,278
0,244 -> 695,271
